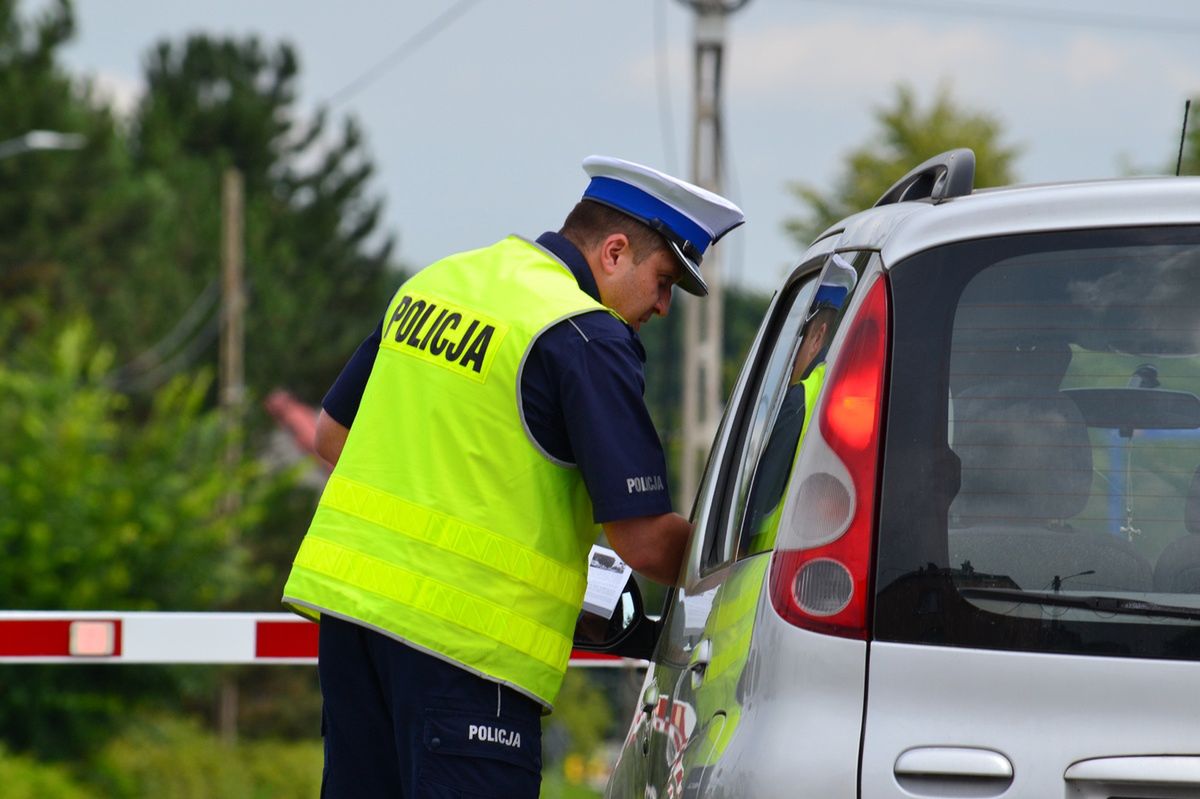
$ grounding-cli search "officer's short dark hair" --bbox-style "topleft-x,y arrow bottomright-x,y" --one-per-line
559,200 -> 669,265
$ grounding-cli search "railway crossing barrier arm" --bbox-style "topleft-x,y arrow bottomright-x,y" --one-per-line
0,611 -> 637,668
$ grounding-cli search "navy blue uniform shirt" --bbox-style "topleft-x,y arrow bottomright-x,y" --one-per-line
322,232 -> 674,522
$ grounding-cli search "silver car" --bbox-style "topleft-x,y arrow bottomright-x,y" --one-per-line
579,150 -> 1200,798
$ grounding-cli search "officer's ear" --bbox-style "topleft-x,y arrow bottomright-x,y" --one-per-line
597,233 -> 632,277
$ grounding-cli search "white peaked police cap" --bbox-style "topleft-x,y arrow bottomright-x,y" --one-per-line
580,155 -> 745,297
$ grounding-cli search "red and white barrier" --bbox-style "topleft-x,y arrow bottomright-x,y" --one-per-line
0,611 -> 631,667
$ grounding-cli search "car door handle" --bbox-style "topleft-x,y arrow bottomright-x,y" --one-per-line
1065,755 -> 1200,787
894,747 -> 1014,795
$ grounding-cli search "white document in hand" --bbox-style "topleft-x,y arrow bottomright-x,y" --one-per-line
582,545 -> 631,617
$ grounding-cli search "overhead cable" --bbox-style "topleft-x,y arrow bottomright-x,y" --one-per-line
327,0 -> 485,107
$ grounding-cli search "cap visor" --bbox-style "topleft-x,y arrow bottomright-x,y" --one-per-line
668,239 -> 708,296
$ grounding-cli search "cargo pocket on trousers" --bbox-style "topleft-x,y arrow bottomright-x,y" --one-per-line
417,707 -> 542,798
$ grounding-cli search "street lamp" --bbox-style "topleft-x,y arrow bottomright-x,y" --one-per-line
0,129 -> 86,161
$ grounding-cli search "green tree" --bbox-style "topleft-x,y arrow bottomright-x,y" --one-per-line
0,0 -> 396,603
785,83 -> 1021,246
128,34 -> 397,403
0,320 -> 265,610
1,6 -> 398,408
0,314 -> 287,758
0,0 -> 138,322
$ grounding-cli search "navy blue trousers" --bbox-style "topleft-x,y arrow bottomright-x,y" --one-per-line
318,615 -> 543,798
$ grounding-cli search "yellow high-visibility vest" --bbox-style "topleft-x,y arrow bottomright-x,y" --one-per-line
283,236 -> 611,707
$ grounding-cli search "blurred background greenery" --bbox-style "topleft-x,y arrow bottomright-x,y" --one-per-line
0,1 -> 707,793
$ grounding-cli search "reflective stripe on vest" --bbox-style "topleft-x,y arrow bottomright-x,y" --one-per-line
315,474 -> 586,607
292,535 -> 571,670
283,236 -> 609,707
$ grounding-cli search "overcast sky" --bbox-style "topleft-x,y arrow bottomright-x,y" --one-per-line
53,0 -> 1200,293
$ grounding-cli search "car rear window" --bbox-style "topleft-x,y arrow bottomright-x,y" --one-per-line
875,226 -> 1200,660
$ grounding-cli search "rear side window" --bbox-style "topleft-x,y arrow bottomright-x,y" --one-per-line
876,227 -> 1200,661
698,269 -> 820,572
697,252 -> 866,573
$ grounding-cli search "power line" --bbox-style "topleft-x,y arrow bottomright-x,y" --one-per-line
793,0 -> 1200,36
106,277 -> 256,394
105,280 -> 220,392
116,280 -> 220,375
327,1 -> 484,107
116,311 -> 222,394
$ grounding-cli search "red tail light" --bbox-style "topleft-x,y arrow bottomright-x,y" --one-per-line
769,274 -> 890,639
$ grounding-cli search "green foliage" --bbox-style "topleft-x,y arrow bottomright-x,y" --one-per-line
1,711 -> 325,799
92,716 -> 321,799
0,315 -> 292,758
540,773 -> 604,799
0,0 -> 136,325
233,666 -> 323,740
0,745 -> 94,799
785,83 -> 1022,246
544,670 -> 614,763
127,33 -> 397,403
0,317 -> 265,610
1,1 -> 397,407
0,0 -> 364,761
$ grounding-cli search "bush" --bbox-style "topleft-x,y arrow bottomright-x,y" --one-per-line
91,716 -> 321,799
0,315 -> 293,759
0,745 -> 94,799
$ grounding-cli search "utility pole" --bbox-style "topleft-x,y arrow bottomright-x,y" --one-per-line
220,167 -> 246,519
218,167 -> 245,744
677,0 -> 750,509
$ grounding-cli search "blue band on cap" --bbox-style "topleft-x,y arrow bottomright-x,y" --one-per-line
583,177 -> 711,256
813,284 -> 848,309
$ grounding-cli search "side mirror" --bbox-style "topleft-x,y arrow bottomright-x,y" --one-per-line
573,576 -> 660,661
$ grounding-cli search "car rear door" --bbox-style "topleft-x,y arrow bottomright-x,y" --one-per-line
605,264 -> 832,798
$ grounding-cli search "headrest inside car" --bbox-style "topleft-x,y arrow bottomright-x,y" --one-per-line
951,383 -> 1092,526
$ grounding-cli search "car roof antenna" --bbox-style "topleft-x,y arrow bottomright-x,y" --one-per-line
1177,99 -> 1192,177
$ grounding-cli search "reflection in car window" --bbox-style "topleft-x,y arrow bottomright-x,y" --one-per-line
739,254 -> 861,559
697,253 -> 866,573
698,272 -> 818,572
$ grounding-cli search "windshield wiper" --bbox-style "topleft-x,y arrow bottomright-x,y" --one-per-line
958,587 -> 1200,621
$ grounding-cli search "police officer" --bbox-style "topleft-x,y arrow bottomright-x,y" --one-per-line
282,156 -> 743,798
